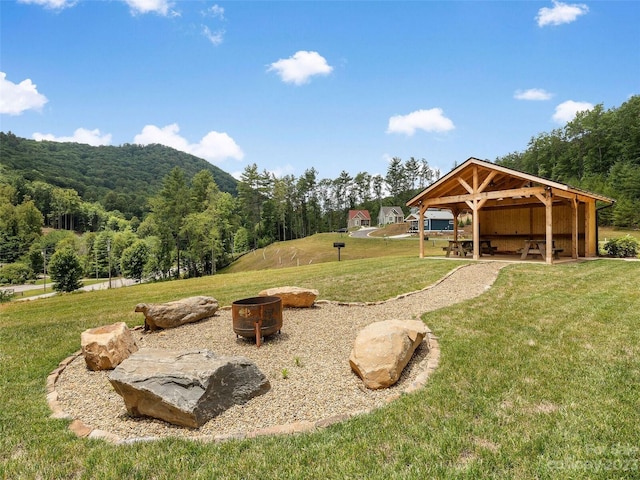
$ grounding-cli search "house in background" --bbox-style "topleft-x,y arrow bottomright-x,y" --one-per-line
378,206 -> 405,226
347,209 -> 371,228
405,208 -> 455,232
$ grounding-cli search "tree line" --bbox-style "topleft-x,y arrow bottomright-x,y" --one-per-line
0,154 -> 439,287
495,95 -> 640,228
0,132 -> 238,220
2,93 -> 637,289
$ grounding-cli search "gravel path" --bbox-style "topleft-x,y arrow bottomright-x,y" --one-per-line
53,261 -> 506,442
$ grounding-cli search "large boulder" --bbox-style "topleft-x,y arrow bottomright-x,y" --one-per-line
258,286 -> 319,308
135,296 -> 219,331
81,322 -> 138,371
108,349 -> 270,428
349,320 -> 428,389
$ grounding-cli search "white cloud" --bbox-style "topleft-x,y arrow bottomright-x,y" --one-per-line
32,128 -> 112,146
203,26 -> 225,46
536,1 -> 589,27
268,164 -> 295,178
123,0 -> 176,16
552,100 -> 594,123
204,4 -> 224,19
514,88 -> 553,101
268,51 -> 333,85
387,108 -> 455,136
0,72 -> 48,115
133,124 -> 244,163
17,0 -> 76,9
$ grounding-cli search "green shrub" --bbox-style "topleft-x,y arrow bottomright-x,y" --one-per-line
0,288 -> 15,302
121,240 -> 150,281
603,234 -> 639,258
0,262 -> 33,284
48,248 -> 83,292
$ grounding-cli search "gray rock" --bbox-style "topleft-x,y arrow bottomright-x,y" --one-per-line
108,349 -> 270,427
134,296 -> 219,331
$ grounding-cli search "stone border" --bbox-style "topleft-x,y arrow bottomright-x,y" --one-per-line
46,264 -> 475,444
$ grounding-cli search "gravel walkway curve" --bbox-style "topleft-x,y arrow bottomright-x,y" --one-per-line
52,261 -> 507,443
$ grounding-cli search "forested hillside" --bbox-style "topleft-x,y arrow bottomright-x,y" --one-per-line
495,95 -> 640,228
0,132 -> 237,219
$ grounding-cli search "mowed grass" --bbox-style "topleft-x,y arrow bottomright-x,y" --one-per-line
222,231 -> 455,272
1,242 -> 639,478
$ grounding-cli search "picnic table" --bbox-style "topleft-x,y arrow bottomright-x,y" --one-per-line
444,240 -> 497,257
520,240 -> 563,260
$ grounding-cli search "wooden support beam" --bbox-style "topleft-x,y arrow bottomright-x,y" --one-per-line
571,196 -> 579,258
585,200 -> 597,257
472,200 -> 480,260
478,171 -> 497,193
430,186 -> 546,206
457,177 -> 473,194
545,195 -> 553,264
419,202 -> 426,258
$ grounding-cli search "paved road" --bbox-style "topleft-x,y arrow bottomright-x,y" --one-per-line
6,277 -> 137,301
349,227 -> 412,239
349,227 -> 379,238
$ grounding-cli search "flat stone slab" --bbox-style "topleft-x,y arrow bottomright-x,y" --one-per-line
108,349 -> 270,428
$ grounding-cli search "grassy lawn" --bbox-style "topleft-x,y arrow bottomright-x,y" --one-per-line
599,227 -> 640,242
1,256 -> 638,479
222,232 -> 455,273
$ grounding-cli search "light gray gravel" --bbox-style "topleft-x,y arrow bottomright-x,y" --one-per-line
54,261 -> 506,441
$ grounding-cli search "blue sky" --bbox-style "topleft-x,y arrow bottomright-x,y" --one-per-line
1,1 -> 638,181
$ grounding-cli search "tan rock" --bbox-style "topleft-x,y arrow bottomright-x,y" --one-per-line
135,296 -> 219,331
349,320 -> 428,389
81,322 -> 138,371
258,286 -> 319,308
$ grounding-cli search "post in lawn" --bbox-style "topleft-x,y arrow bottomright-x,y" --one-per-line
333,242 -> 345,261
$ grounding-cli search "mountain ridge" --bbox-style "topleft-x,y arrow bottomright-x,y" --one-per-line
0,131 -> 238,218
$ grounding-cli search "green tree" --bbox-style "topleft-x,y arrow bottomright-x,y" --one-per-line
385,157 -> 405,197
181,211 -> 213,277
120,240 -> 150,281
237,164 -> 271,249
48,248 -> 83,293
149,167 -> 191,278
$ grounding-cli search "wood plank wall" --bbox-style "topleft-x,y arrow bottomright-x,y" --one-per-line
479,203 -> 586,256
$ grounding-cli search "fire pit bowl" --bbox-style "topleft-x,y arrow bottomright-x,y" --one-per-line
232,296 -> 283,347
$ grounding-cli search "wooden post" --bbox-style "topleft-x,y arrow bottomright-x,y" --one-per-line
545,194 -> 553,264
585,199 -> 597,257
535,189 -> 554,264
419,202 -> 426,258
452,207 -> 459,242
472,166 -> 480,260
571,197 -> 579,259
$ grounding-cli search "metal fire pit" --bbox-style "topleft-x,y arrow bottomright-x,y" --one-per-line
232,296 -> 282,347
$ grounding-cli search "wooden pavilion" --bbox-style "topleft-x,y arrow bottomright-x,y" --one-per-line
406,158 -> 615,264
